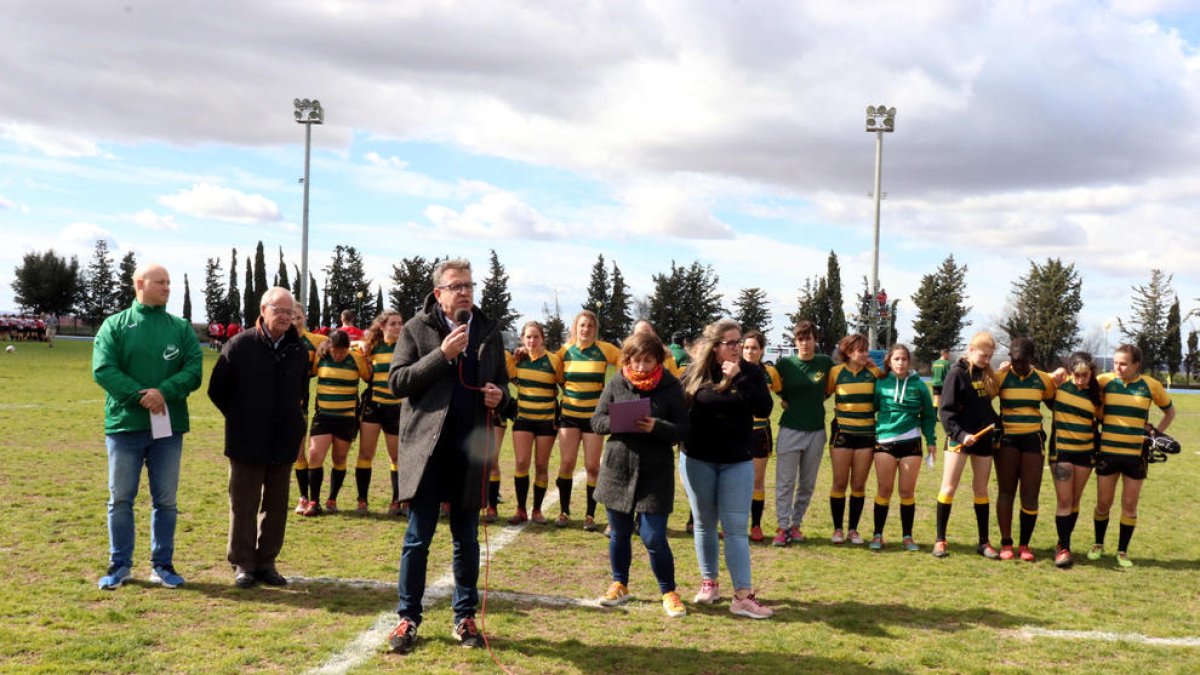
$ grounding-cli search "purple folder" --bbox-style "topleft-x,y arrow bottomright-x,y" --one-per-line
609,398 -> 651,433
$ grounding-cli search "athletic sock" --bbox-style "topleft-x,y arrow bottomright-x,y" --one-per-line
355,467 -> 372,502
329,464 -> 347,501
935,492 -> 953,541
294,458 -> 310,502
873,496 -> 890,537
1056,514 -> 1071,550
1018,508 -> 1037,546
389,463 -> 399,503
900,498 -> 916,538
1094,511 -> 1110,546
830,492 -> 846,531
969,494 -> 988,547
533,479 -> 548,511
556,476 -> 573,515
849,492 -> 866,532
514,473 -> 530,512
489,476 -> 501,510
585,481 -> 597,519
751,490 -> 765,528
309,467 -> 324,505
1118,516 -> 1137,552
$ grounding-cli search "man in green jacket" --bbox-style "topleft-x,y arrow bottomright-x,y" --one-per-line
92,263 -> 203,590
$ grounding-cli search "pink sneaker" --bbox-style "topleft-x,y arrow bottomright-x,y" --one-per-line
693,579 -> 720,604
730,592 -> 773,619
788,527 -> 805,543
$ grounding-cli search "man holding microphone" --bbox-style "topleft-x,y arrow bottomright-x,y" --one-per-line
385,259 -> 509,653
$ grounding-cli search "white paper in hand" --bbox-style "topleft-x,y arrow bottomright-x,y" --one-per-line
925,452 -> 935,470
150,409 -> 172,439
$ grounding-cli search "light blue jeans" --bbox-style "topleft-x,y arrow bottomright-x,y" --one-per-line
106,431 -> 183,568
679,455 -> 753,590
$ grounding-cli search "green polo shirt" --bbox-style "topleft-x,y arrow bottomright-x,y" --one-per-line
776,353 -> 834,432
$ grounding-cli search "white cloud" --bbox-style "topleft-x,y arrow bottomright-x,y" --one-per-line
423,190 -> 565,240
129,209 -> 180,231
0,122 -> 108,158
158,183 -> 281,223
61,221 -> 111,243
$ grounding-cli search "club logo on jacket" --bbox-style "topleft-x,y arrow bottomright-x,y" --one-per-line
810,371 -> 825,383
163,344 -> 180,361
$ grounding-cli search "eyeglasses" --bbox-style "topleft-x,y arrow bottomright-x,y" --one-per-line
438,282 -> 475,295
266,304 -> 294,314
718,339 -> 743,348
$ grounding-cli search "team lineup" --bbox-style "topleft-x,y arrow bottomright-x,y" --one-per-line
93,258 -> 1180,657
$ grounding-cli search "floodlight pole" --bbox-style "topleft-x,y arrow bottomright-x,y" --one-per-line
865,104 -> 896,349
294,98 -> 325,310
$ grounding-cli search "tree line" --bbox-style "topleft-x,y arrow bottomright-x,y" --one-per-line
10,241 -> 1199,379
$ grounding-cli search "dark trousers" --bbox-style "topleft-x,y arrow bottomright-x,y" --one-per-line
227,458 -> 292,574
607,508 -> 675,594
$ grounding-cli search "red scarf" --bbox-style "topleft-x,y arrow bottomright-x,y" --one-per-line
624,364 -> 663,392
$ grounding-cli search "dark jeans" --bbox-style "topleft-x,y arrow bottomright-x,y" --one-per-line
227,458 -> 292,574
396,466 -> 480,626
607,508 -> 675,594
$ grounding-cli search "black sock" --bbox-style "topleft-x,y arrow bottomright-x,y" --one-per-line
390,469 -> 399,502
1094,514 -> 1110,545
514,475 -> 530,512
585,483 -> 597,518
1068,511 -> 1079,535
295,467 -> 309,501
1018,509 -> 1037,546
355,467 -> 371,502
830,495 -> 846,531
900,502 -> 915,538
1118,518 -> 1136,552
329,468 -> 346,501
936,501 -> 952,541
873,501 -> 889,537
751,498 -> 765,528
848,494 -> 865,532
556,477 -> 573,514
533,481 -> 548,511
489,479 -> 501,509
974,501 -> 990,545
1056,515 -> 1071,550
309,468 -> 324,505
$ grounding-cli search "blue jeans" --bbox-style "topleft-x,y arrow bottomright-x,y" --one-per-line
396,476 -> 480,626
105,431 -> 184,568
679,455 -> 753,590
607,508 -> 675,594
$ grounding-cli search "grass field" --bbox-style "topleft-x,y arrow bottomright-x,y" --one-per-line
1,339 -> 1198,674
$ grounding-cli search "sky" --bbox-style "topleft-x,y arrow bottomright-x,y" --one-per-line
3,0 -> 1200,352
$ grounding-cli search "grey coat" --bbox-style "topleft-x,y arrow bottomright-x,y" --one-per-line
387,294 -> 510,512
591,370 -> 689,514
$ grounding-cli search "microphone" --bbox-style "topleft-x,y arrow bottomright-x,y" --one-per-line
453,309 -> 471,325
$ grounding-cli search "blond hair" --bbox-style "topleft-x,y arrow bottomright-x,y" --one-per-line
680,318 -> 741,405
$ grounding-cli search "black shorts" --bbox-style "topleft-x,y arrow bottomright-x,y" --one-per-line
1051,450 -> 1095,468
310,414 -> 358,442
832,432 -> 877,450
513,418 -> 557,437
1001,432 -> 1045,455
559,415 -> 594,432
750,427 -> 773,459
360,399 -> 400,431
932,385 -> 944,396
876,438 -> 922,459
946,434 -> 998,457
1095,452 -> 1147,480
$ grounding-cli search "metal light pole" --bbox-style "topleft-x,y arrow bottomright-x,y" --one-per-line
865,104 -> 896,349
1103,319 -> 1113,371
294,98 -> 325,309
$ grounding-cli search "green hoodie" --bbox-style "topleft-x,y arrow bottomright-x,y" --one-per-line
92,302 -> 203,435
873,370 -> 937,446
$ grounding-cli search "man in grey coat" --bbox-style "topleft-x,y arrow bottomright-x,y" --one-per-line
384,258 -> 509,654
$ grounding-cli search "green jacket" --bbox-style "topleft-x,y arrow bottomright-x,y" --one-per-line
92,302 -> 203,435
873,370 -> 937,446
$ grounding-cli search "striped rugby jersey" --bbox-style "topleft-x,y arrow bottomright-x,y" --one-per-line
1051,380 -> 1099,453
311,351 -> 370,418
556,340 -> 621,420
826,362 -> 884,436
753,363 -> 781,432
358,339 -> 402,406
507,350 -> 564,422
1096,372 -> 1172,456
998,367 -> 1056,436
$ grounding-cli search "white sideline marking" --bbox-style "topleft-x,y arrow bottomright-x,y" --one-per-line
1019,627 -> 1200,647
306,468 -> 587,675
290,575 -> 601,609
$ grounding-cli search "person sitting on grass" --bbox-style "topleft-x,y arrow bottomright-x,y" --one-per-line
591,331 -> 689,617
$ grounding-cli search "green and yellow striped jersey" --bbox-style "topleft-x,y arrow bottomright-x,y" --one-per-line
357,339 -> 402,406
1097,372 -> 1172,456
998,367 -> 1056,436
507,350 -> 564,422
556,340 -> 621,420
1051,380 -> 1099,453
311,351 -> 370,418
826,362 -> 884,436
752,363 -> 781,432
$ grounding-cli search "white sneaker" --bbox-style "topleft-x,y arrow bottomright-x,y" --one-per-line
848,530 -> 865,545
693,579 -> 720,604
730,592 -> 773,619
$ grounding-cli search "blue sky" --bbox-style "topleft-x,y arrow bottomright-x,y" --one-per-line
3,0 -> 1200,354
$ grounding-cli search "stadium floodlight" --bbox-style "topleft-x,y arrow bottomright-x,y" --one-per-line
864,104 -> 896,349
294,98 -> 325,309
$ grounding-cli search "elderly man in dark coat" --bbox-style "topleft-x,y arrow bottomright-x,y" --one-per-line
208,287 -> 309,589
384,258 -> 509,654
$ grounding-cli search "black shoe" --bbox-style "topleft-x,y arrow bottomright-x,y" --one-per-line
388,618 -> 418,654
254,568 -> 288,586
234,572 -> 258,589
453,617 -> 484,648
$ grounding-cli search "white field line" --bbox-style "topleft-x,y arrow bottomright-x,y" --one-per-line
306,468 -> 588,675
1018,627 -> 1200,647
290,576 -> 602,609
0,399 -> 104,410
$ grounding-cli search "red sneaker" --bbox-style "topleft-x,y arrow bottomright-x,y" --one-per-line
999,544 -> 1015,561
508,508 -> 528,525
749,525 -> 764,542
1018,545 -> 1036,562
